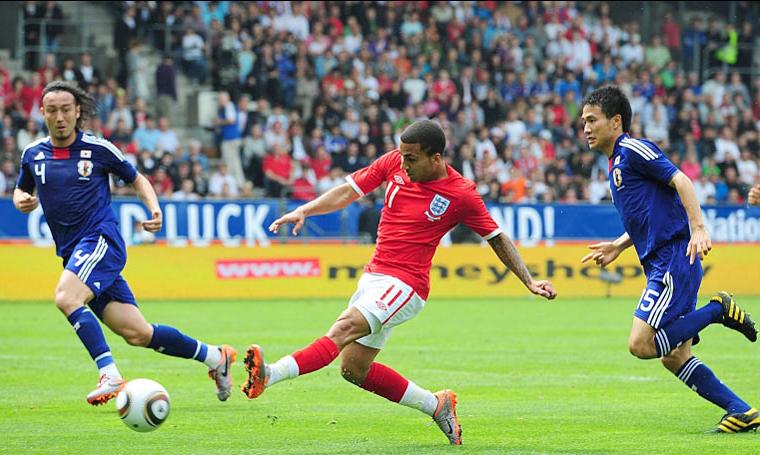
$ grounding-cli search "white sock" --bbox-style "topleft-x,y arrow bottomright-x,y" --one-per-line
99,363 -> 121,380
266,355 -> 299,386
399,381 -> 438,416
203,345 -> 222,368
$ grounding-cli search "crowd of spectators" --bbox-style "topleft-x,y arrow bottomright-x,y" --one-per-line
1,1 -> 759,207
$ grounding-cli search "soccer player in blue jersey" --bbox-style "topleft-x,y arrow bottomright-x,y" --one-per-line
13,81 -> 237,406
580,86 -> 759,433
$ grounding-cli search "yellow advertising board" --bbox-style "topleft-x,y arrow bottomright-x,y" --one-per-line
1,244 -> 759,301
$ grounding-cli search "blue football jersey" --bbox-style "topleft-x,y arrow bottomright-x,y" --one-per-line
608,134 -> 690,263
16,131 -> 138,258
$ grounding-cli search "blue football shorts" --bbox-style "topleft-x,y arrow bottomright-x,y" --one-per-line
63,231 -> 137,320
634,239 -> 703,331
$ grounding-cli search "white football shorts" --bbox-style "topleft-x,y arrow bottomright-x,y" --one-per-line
349,272 -> 426,349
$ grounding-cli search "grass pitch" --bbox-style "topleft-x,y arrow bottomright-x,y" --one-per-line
1,296 -> 759,454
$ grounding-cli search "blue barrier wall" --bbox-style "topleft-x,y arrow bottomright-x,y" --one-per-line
1,198 -> 759,246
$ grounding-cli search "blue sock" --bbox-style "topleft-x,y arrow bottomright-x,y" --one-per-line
675,357 -> 751,414
147,324 -> 208,361
67,307 -> 113,369
654,302 -> 722,356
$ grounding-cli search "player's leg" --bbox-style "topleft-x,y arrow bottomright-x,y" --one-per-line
629,268 -> 726,359
99,277 -> 237,401
661,340 -> 759,432
339,341 -> 461,445
60,233 -> 131,405
242,273 -> 417,399
55,269 -> 125,405
241,305 -> 367,399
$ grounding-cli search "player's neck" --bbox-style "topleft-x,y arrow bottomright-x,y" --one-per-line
605,133 -> 625,157
51,129 -> 78,148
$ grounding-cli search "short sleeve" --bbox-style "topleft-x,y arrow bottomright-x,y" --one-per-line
96,139 -> 138,184
16,155 -> 35,193
620,137 -> 678,184
346,150 -> 400,196
460,186 -> 501,239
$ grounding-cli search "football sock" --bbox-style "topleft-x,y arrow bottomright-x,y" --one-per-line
291,336 -> 340,375
67,307 -> 113,369
266,355 -> 299,386
148,324 -> 216,365
359,362 -> 409,404
653,302 -> 722,356
674,356 -> 751,414
399,380 -> 439,416
99,363 -> 121,380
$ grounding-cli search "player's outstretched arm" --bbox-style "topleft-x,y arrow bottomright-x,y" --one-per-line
131,173 -> 163,233
581,232 -> 632,267
749,184 -> 760,205
12,188 -> 38,214
487,233 -> 557,300
670,171 -> 711,264
269,182 -> 361,236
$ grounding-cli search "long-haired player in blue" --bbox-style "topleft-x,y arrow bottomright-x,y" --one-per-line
580,86 -> 758,433
13,81 -> 236,406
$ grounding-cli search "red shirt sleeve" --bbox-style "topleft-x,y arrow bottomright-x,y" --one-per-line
459,184 -> 502,239
346,149 -> 400,196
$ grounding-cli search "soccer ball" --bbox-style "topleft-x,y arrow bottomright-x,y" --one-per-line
115,378 -> 171,432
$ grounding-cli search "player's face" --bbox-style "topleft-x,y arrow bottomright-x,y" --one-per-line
400,141 -> 438,182
41,90 -> 80,146
581,104 -> 620,156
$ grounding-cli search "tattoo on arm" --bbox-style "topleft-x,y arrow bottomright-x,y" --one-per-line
488,233 -> 532,286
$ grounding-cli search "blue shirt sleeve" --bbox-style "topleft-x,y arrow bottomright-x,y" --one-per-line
623,138 -> 678,184
16,153 -> 35,192
98,140 -> 138,184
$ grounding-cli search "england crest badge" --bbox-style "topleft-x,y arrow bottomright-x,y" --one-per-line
77,160 -> 93,180
425,194 -> 450,221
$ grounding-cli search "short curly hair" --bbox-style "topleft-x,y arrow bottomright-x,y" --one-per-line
399,119 -> 446,156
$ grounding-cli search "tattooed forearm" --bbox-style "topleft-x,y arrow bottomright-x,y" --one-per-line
488,233 -> 533,286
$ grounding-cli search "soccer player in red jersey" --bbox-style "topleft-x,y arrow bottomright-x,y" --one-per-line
241,120 -> 557,445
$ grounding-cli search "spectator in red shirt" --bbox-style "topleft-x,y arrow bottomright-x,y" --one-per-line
309,145 -> 332,181
263,143 -> 294,198
661,12 -> 682,62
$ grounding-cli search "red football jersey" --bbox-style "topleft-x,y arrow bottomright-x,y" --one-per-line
347,150 -> 501,299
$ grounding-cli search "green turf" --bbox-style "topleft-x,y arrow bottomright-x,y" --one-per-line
1,296 -> 759,454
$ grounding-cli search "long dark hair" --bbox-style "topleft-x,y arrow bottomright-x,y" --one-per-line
41,81 -> 97,130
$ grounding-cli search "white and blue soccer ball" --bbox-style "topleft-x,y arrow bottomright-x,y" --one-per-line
115,378 -> 171,432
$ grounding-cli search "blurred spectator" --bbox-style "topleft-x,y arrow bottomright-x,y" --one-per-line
155,116 -> 180,154
132,115 -> 161,153
155,54 -> 177,120
208,162 -> 239,198
263,143 -> 293,198
180,26 -> 207,84
16,118 -> 44,148
76,52 -> 103,88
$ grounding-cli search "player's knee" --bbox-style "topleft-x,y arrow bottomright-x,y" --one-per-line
628,339 -> 657,359
339,360 -> 368,385
123,328 -> 152,347
54,288 -> 81,314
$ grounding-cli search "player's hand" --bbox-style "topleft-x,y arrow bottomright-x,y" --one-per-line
269,209 -> 306,236
581,242 -> 621,267
749,184 -> 760,205
686,225 -> 711,264
14,191 -> 38,214
528,280 -> 557,300
142,210 -> 162,233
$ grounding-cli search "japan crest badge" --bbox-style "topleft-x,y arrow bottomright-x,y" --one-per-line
425,194 -> 450,221
77,160 -> 93,180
